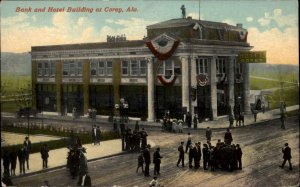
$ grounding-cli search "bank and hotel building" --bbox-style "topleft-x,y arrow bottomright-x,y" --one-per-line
31,16 -> 252,122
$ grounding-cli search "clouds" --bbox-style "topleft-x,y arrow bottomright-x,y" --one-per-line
257,8 -> 297,28
1,11 -> 156,52
248,26 -> 298,65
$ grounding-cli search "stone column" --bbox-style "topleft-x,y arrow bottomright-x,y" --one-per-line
113,59 -> 121,116
147,57 -> 155,122
181,56 -> 190,112
191,56 -> 197,116
243,63 -> 250,114
228,56 -> 235,115
55,61 -> 62,114
210,56 -> 218,120
83,60 -> 90,115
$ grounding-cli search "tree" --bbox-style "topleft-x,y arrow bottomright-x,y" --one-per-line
14,83 -> 33,137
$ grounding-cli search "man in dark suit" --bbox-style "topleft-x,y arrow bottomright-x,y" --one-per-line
224,128 -> 233,145
177,142 -> 185,167
40,143 -> 49,169
23,136 -> 31,170
153,147 -> 163,176
236,144 -> 243,169
280,143 -> 292,170
17,146 -> 26,175
143,144 -> 151,177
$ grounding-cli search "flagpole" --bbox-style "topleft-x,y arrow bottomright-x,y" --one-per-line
199,0 -> 201,20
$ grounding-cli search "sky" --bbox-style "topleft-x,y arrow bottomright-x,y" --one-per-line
1,0 -> 299,65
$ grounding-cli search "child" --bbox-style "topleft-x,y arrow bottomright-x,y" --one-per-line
136,151 -> 144,173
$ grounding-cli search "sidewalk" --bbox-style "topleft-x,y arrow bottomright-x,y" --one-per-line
4,139 -> 123,178
39,105 -> 299,129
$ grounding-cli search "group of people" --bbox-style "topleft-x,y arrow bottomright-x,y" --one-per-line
177,129 -> 243,172
2,136 -> 32,178
122,122 -> 148,152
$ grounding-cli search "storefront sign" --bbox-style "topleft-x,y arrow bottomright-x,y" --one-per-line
121,78 -> 147,84
37,77 -> 55,83
238,51 -> 266,63
62,77 -> 83,83
90,77 -> 113,83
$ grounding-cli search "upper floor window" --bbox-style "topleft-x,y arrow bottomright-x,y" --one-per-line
196,57 -> 209,74
37,61 -> 56,77
158,60 -> 181,76
216,58 -> 226,74
63,61 -> 83,76
121,60 -> 147,76
90,61 -> 113,76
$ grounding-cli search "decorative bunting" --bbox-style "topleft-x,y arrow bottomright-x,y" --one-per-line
145,35 -> 180,61
157,74 -> 177,86
197,74 -> 208,86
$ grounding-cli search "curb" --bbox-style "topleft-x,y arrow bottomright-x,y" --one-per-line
10,151 -> 129,179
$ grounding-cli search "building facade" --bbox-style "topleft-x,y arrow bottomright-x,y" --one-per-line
31,17 -> 252,121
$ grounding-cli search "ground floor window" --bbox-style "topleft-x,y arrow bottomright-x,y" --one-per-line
155,86 -> 182,119
89,85 -> 114,116
61,84 -> 83,115
120,86 -> 147,117
196,85 -> 211,121
36,84 -> 56,112
217,83 -> 229,116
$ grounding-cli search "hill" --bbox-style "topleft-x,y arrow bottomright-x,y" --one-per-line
1,52 -> 31,75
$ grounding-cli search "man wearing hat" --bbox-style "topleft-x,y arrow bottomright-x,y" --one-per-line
143,144 -> 151,177
23,136 -> 31,170
280,143 -> 292,170
153,147 -> 163,176
177,142 -> 185,167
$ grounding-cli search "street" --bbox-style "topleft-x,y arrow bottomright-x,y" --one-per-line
11,115 -> 299,187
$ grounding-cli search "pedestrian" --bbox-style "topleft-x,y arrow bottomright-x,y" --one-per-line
40,143 -> 49,169
195,142 -> 202,169
239,112 -> 245,126
279,143 -> 292,170
234,103 -> 240,126
2,149 -> 10,177
193,114 -> 198,129
76,135 -> 82,148
177,142 -> 185,167
188,144 -> 195,168
136,151 -> 144,173
229,114 -> 234,129
77,173 -> 92,186
91,125 -> 97,145
280,112 -> 286,130
17,146 -> 26,175
206,127 -> 212,141
143,144 -> 151,177
251,108 -> 258,122
96,126 -> 101,145
186,112 -> 192,128
202,144 -> 209,170
149,176 -> 160,187
9,148 -> 17,176
23,136 -> 31,170
185,132 -> 192,153
153,147 -> 163,176
141,128 -> 148,150
78,148 -> 88,177
224,128 -> 233,145
236,144 -> 243,169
